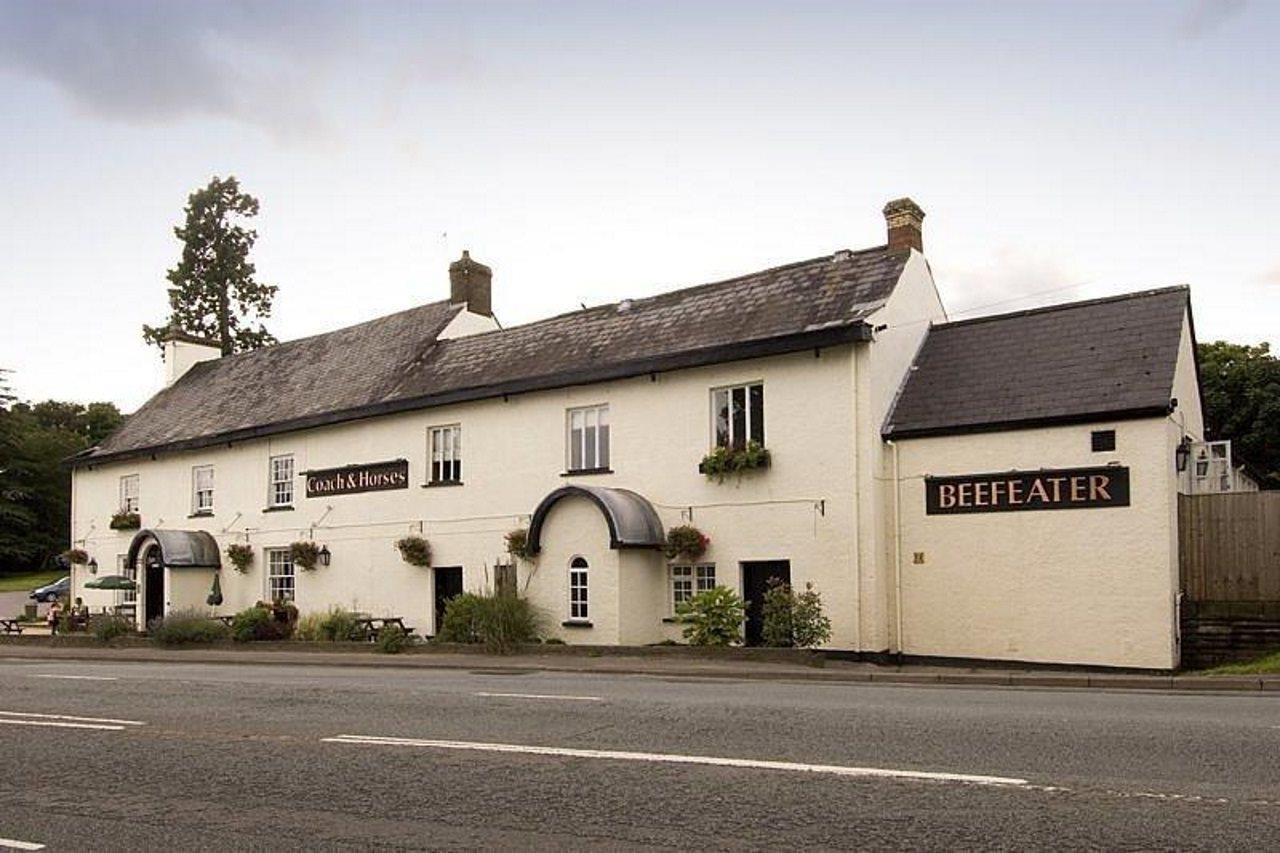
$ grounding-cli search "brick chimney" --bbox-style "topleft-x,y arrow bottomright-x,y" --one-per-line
448,250 -> 492,317
883,198 -> 925,253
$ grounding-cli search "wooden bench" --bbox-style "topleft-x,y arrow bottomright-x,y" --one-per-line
354,617 -> 414,641
0,619 -> 24,635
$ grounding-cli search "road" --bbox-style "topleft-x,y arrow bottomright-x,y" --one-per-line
0,658 -> 1277,850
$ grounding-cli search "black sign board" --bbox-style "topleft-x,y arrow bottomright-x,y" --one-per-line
305,459 -> 410,498
925,466 -> 1130,515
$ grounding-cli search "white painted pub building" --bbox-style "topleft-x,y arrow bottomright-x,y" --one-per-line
71,200 -> 1208,670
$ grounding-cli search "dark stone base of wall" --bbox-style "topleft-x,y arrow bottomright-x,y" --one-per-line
1181,600 -> 1280,669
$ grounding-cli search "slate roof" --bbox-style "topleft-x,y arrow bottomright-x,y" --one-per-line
84,246 -> 908,463
882,286 -> 1192,439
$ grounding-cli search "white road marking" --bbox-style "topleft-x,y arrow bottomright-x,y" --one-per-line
0,710 -> 144,726
32,674 -> 118,681
0,838 -> 45,851
474,692 -> 603,702
322,734 -> 1028,787
0,719 -> 125,731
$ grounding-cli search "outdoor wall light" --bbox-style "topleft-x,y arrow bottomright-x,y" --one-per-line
88,558 -> 98,575
1175,437 -> 1192,472
318,545 -> 331,567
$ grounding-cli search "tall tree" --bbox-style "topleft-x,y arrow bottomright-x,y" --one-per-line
1197,341 -> 1280,489
143,176 -> 278,356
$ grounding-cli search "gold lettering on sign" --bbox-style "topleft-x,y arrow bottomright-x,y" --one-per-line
973,481 -> 988,506
1070,476 -> 1087,502
1007,480 -> 1023,504
1026,479 -> 1050,503
939,484 -> 957,508
1090,474 -> 1111,501
958,483 -> 973,507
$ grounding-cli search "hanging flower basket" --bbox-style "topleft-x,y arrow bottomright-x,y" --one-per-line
699,441 -> 771,482
226,544 -> 254,573
505,528 -> 534,562
665,525 -> 710,562
290,541 -> 322,572
396,536 -> 432,568
62,548 -> 89,566
109,511 -> 141,531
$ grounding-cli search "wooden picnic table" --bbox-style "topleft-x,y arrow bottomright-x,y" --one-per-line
353,616 -> 412,641
0,618 -> 23,635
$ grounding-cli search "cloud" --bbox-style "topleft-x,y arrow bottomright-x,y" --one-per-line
1180,0 -> 1249,38
0,0 -> 362,139
939,247 -> 1092,321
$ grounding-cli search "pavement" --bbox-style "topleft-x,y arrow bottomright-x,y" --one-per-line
0,656 -> 1277,849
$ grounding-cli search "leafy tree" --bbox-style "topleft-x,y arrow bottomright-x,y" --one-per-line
142,176 -> 277,357
1197,341 -> 1280,489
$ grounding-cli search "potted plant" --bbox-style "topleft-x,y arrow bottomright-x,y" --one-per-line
665,525 -> 709,562
395,535 -> 432,568
505,528 -> 534,562
699,440 -> 771,482
109,510 -> 141,531
225,544 -> 254,573
290,541 -> 322,572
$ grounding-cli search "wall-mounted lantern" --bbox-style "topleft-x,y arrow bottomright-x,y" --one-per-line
1175,437 -> 1192,472
88,557 -> 98,575
318,545 -> 331,567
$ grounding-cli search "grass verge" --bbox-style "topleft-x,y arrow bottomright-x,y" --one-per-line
1204,651 -> 1280,675
0,570 -> 62,593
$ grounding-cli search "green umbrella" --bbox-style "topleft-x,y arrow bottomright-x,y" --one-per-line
206,572 -> 223,607
84,575 -> 137,590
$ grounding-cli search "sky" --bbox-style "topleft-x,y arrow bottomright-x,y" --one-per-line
0,0 -> 1276,411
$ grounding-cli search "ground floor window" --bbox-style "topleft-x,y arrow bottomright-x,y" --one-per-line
267,548 -> 295,602
569,557 -> 589,620
671,564 -> 716,611
117,554 -> 136,605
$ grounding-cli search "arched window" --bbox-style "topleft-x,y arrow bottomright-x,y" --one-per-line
569,557 -> 589,621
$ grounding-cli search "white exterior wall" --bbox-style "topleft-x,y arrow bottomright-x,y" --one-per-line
71,345 -> 868,643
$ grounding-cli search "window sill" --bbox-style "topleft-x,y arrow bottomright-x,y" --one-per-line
561,620 -> 593,628
187,511 -> 214,519
421,481 -> 464,488
561,468 -> 613,477
262,505 -> 294,513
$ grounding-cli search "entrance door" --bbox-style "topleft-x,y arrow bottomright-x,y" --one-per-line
741,560 -> 791,646
143,547 -> 165,628
434,566 -> 464,636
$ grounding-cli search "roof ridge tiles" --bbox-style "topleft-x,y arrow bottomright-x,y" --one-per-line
937,285 -> 1189,331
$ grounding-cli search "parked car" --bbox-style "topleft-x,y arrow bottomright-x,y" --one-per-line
30,576 -> 70,603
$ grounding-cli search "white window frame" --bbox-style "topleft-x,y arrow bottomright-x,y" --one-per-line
266,548 -> 295,602
566,404 -> 610,472
269,454 -> 294,507
670,564 -> 716,612
569,557 -> 589,621
119,474 -> 139,513
192,465 -> 215,514
117,554 -> 136,605
428,424 -> 463,483
711,382 -> 764,449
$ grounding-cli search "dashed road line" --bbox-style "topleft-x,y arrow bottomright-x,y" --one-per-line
322,734 -> 1028,787
0,710 -> 145,726
32,674 -> 118,681
474,692 -> 604,702
0,837 -> 45,851
0,719 -> 126,731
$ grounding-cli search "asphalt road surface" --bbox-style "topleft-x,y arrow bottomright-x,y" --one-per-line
0,658 -> 1277,850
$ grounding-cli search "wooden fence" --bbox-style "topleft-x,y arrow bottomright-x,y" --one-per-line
1178,492 -> 1280,601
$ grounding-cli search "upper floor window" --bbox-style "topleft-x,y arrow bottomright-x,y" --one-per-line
192,465 -> 214,514
429,425 -> 462,483
119,474 -> 139,513
713,383 -> 764,449
567,405 -> 610,472
269,455 -> 294,507
569,556 -> 589,621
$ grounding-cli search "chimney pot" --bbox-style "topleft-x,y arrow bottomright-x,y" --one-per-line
448,250 -> 493,317
883,197 -> 925,253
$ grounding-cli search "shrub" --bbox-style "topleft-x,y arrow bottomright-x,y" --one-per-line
377,624 -> 410,654
225,544 -> 254,573
543,637 -> 566,645
437,592 -> 544,653
761,579 -> 832,648
290,541 -> 321,571
91,614 -> 133,643
295,612 -> 325,642
62,548 -> 89,566
505,528 -> 534,561
676,586 -> 745,646
665,525 -> 709,561
395,536 -> 432,568
699,441 -> 771,482
148,609 -> 230,646
318,607 -> 362,642
109,511 -> 141,531
230,600 -> 298,642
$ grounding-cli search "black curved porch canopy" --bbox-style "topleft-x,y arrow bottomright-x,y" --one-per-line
526,485 -> 665,554
126,529 -> 222,570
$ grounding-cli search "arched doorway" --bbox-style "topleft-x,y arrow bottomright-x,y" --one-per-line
143,545 -> 165,627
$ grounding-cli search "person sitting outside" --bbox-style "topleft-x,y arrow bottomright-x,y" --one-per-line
70,597 -> 90,632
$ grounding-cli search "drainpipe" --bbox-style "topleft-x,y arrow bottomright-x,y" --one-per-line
889,439 -> 904,658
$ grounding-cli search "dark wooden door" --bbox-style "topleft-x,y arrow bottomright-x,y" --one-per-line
741,560 -> 790,646
143,548 -> 165,628
434,566 -> 464,635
